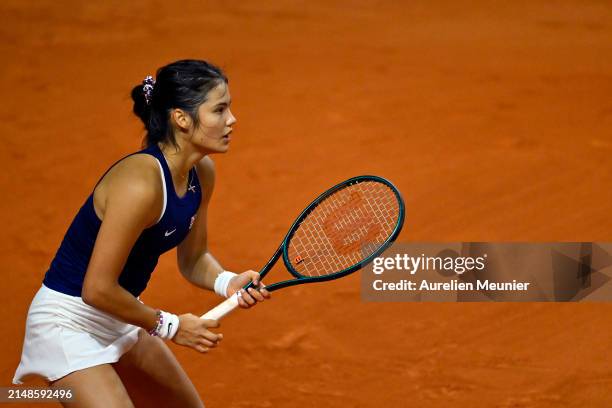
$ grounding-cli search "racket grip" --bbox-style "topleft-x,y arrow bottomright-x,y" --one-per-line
200,293 -> 240,321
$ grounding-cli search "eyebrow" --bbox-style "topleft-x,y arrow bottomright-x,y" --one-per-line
213,99 -> 232,108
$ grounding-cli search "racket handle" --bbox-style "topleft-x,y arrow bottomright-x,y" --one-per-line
200,292 -> 240,321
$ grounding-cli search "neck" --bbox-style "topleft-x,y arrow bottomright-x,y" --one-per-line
158,141 -> 204,179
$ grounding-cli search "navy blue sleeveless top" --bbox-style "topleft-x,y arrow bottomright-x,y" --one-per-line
43,144 -> 202,297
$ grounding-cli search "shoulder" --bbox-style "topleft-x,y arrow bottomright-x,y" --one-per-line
105,154 -> 160,196
95,153 -> 163,222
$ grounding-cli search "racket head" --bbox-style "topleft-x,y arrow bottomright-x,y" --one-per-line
277,175 -> 404,288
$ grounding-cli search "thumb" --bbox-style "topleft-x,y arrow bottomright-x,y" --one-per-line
246,270 -> 261,285
202,318 -> 219,328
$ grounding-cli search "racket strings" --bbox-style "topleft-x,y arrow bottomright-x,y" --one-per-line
288,181 -> 400,277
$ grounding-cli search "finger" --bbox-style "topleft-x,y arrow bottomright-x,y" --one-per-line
200,338 -> 218,348
195,345 -> 209,354
260,287 -> 271,299
237,290 -> 255,308
237,290 -> 248,308
250,281 -> 269,295
202,331 -> 222,343
254,277 -> 269,289
257,282 -> 271,298
248,271 -> 261,285
248,287 -> 265,302
241,290 -> 256,306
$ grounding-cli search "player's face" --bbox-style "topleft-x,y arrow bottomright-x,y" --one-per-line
191,81 -> 236,154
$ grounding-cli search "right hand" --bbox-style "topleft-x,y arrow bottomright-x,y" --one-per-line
173,313 -> 223,353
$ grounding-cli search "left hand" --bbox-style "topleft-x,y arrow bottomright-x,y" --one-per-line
227,270 -> 271,308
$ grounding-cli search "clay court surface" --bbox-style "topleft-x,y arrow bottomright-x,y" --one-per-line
1,1 -> 612,407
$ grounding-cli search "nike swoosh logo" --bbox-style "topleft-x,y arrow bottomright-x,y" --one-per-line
165,229 -> 177,237
167,322 -> 173,337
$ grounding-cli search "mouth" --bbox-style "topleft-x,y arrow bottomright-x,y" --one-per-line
223,130 -> 232,141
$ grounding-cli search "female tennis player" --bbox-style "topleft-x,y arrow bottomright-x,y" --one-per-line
13,59 -> 269,407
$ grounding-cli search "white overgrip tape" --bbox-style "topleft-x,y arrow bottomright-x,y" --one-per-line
201,292 -> 240,321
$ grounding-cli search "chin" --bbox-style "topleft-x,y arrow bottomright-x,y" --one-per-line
218,139 -> 231,153
197,141 -> 230,155
204,145 -> 230,155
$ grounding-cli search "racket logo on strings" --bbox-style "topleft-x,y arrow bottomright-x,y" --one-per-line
322,191 -> 381,255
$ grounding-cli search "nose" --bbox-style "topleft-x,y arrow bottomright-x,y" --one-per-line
227,109 -> 237,126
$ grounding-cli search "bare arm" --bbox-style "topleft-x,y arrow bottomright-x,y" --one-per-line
177,156 -> 223,290
81,159 -> 162,331
177,157 -> 270,307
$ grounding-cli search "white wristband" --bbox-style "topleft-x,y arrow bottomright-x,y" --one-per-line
214,271 -> 238,298
158,311 -> 180,340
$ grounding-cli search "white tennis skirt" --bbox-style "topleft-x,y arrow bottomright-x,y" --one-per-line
13,284 -> 141,384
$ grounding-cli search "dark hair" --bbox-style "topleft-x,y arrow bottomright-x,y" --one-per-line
131,59 -> 228,147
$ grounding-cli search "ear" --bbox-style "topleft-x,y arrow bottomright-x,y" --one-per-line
170,108 -> 192,131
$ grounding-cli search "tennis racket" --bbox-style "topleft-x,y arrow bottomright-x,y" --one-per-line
201,175 -> 405,321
